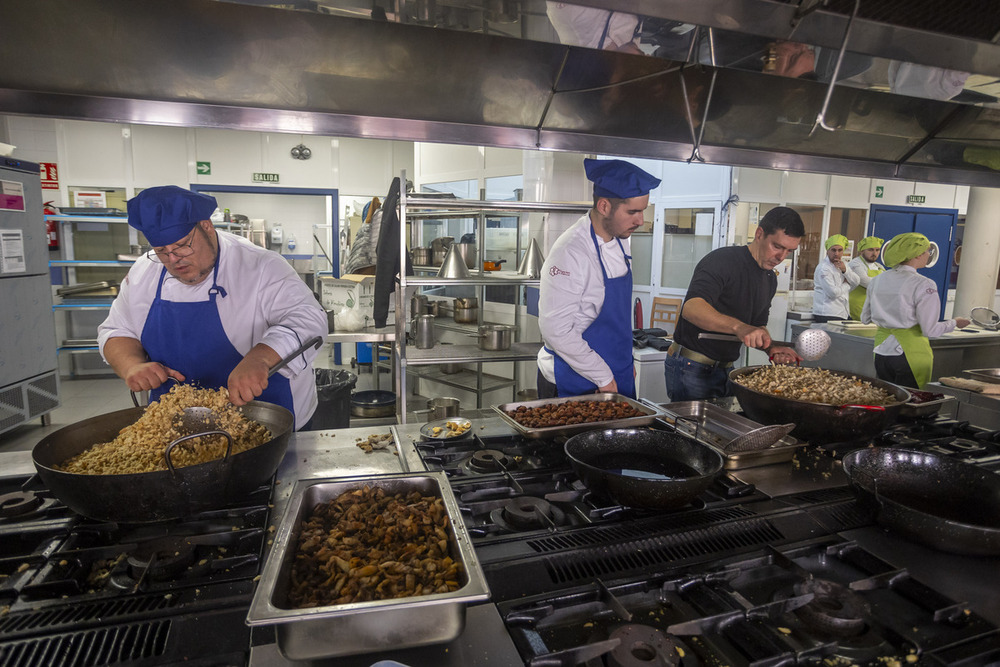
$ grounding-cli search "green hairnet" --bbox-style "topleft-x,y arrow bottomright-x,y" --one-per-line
824,234 -> 849,251
858,236 -> 884,251
882,232 -> 930,268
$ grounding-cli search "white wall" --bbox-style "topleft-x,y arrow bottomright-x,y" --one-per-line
3,116 -> 415,260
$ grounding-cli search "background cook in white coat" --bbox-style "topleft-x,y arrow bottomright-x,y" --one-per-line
98,230 -> 328,424
536,213 -> 631,389
813,235 -> 859,320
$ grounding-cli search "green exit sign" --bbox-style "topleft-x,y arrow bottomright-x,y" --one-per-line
907,195 -> 926,204
875,186 -> 884,198
196,161 -> 211,175
252,172 -> 280,183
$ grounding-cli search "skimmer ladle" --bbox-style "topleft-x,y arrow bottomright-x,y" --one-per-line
725,423 -> 796,452
698,328 -> 831,361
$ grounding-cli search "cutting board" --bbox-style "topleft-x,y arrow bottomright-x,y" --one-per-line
938,376 -> 1000,395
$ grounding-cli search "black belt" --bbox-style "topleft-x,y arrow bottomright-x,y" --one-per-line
668,342 -> 733,369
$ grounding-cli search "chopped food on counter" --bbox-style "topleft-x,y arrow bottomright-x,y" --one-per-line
355,432 -> 393,453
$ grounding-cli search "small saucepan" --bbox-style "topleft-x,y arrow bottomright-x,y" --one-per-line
564,428 -> 724,509
474,324 -> 515,351
350,390 -> 396,418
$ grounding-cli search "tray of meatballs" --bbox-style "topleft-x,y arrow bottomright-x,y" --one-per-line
492,393 -> 664,439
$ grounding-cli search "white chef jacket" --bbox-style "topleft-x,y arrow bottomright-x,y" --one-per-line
537,214 -> 630,386
861,265 -> 956,356
813,255 -> 860,319
98,231 -> 328,426
847,256 -> 884,288
545,2 -> 640,50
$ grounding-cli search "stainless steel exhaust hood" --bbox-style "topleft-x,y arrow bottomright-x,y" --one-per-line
0,0 -> 997,187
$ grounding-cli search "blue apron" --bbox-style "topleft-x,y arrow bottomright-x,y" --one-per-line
552,226 -> 635,398
140,242 -> 295,416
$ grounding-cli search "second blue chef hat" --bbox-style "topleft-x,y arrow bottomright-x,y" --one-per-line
584,159 -> 661,199
127,186 -> 219,246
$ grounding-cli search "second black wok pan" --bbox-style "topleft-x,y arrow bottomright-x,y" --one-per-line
842,447 -> 1000,556
564,428 -> 724,510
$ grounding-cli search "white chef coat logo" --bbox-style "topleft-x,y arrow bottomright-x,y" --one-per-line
549,266 -> 570,276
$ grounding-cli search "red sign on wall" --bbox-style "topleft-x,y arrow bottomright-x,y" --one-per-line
40,162 -> 59,190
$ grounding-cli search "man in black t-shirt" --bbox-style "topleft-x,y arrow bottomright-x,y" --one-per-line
665,207 -> 806,401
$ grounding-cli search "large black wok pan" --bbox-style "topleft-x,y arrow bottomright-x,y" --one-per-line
729,366 -> 910,443
842,447 -> 1000,556
32,401 -> 293,523
564,428 -> 724,510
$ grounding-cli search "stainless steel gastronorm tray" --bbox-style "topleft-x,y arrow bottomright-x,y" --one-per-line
491,393 -> 662,439
658,401 -> 802,470
246,473 -> 489,661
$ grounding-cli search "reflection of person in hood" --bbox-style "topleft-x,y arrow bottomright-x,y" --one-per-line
546,2 -> 643,54
862,233 -> 970,389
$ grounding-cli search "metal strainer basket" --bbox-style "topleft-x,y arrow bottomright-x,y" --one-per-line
725,423 -> 796,452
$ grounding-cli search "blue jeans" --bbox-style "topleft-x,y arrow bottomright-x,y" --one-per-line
664,352 -> 732,402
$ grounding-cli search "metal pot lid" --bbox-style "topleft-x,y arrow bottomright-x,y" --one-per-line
350,390 -> 397,407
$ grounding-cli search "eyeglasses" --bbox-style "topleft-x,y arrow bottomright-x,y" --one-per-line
147,229 -> 198,262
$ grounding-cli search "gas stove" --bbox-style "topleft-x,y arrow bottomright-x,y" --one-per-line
0,474 -> 273,666
497,536 -> 1000,666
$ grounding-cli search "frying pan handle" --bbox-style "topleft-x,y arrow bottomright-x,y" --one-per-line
838,404 -> 886,412
130,377 -> 181,407
164,430 -> 234,475
846,462 -> 882,505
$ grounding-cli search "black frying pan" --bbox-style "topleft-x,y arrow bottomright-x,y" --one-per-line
564,428 -> 724,510
842,447 -> 1000,556
32,401 -> 293,523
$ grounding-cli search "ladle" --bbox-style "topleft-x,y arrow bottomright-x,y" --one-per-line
177,335 -> 323,432
697,328 -> 831,361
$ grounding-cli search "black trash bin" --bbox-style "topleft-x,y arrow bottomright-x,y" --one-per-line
312,369 -> 358,430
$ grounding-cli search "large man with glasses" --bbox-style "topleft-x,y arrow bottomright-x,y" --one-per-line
98,186 -> 327,430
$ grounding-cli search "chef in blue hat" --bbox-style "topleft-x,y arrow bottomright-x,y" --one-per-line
97,186 -> 327,429
536,159 -> 660,398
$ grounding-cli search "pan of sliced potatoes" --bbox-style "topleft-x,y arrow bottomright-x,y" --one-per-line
419,417 -> 473,440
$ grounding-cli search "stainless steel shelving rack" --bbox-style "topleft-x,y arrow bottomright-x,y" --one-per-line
48,214 -> 134,364
392,171 -> 589,422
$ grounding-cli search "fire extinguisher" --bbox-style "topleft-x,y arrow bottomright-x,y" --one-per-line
44,201 -> 59,250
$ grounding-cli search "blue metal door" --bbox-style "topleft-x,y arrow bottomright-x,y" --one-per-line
869,205 -> 958,319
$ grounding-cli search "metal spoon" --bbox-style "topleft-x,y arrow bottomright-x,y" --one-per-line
698,328 -> 831,361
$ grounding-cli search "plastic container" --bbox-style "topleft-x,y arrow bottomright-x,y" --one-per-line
312,369 -> 358,430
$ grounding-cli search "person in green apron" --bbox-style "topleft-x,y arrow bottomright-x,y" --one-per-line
847,236 -> 885,320
861,233 -> 970,388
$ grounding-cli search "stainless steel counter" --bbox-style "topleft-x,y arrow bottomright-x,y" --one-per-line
792,322 -> 1000,382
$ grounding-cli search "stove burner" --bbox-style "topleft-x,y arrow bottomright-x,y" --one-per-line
606,624 -> 681,667
792,578 -> 871,637
464,449 -> 516,474
0,491 -> 43,517
127,537 -> 197,581
503,497 -> 559,530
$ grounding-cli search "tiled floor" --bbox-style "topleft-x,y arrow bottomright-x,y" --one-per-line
0,350 -> 383,454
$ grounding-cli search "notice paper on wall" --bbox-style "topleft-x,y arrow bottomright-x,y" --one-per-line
0,229 -> 26,274
0,179 -> 26,212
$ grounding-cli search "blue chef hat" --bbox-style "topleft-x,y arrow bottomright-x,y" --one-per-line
127,186 -> 218,246
584,159 -> 661,199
